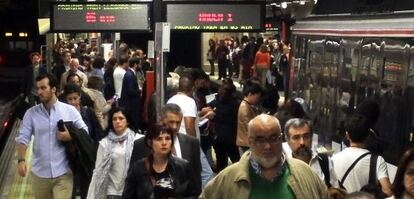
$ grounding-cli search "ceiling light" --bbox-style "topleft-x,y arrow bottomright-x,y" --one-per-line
300,0 -> 306,5
19,32 -> 27,37
281,2 -> 287,9
314,0 -> 318,4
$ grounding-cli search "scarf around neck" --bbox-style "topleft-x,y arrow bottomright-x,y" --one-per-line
92,128 -> 135,199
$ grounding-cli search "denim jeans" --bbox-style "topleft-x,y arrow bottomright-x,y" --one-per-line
200,148 -> 214,188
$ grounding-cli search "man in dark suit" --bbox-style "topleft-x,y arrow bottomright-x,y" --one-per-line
129,103 -> 202,196
23,52 -> 47,106
119,57 -> 142,131
53,50 -> 71,91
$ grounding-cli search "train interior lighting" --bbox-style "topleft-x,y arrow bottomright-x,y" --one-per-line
18,32 -> 27,37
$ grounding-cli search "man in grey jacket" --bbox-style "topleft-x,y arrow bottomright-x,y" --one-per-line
200,114 -> 329,199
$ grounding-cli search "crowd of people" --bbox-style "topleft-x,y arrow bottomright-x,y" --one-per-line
13,38 -> 414,199
206,36 -> 290,97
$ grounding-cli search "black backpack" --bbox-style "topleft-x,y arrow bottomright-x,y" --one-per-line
360,154 -> 388,199
339,152 -> 387,199
318,153 -> 331,188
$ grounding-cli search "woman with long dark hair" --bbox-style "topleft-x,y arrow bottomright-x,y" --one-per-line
123,124 -> 195,199
392,148 -> 414,198
207,39 -> 216,76
87,107 -> 140,199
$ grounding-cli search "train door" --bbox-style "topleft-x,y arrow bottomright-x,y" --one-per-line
357,40 -> 382,106
320,39 -> 340,149
291,36 -> 308,98
408,45 -> 414,148
335,39 -> 360,142
377,39 -> 411,164
306,39 -> 324,146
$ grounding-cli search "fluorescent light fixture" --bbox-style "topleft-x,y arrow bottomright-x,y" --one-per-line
5,32 -> 12,37
19,32 -> 27,37
281,2 -> 287,9
38,18 -> 50,35
300,0 -> 306,5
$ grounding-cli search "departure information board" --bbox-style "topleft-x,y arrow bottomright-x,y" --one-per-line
166,2 -> 264,31
51,2 -> 150,32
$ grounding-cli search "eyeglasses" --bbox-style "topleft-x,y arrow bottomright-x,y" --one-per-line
250,134 -> 283,146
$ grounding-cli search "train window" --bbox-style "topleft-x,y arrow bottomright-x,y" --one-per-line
8,42 -> 14,51
15,41 -> 27,51
382,41 -> 408,91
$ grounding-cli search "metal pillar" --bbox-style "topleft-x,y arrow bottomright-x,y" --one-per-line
154,23 -> 170,118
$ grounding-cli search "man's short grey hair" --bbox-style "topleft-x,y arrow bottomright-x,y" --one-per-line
248,114 -> 281,137
161,104 -> 183,118
284,118 -> 312,138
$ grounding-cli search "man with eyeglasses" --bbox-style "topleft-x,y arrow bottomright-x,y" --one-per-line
200,114 -> 329,199
283,118 -> 346,199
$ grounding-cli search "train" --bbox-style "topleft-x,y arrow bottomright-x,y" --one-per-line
290,11 -> 414,164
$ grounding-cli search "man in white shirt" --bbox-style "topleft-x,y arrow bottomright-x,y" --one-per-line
332,114 -> 393,197
166,76 -> 214,139
113,55 -> 128,98
166,75 -> 214,188
283,118 -> 346,199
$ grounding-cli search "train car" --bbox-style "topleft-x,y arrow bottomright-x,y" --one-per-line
290,12 -> 414,164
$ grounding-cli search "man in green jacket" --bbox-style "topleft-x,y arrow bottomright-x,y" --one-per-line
199,114 -> 329,199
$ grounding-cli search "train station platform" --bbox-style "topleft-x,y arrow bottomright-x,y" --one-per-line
0,120 -> 35,199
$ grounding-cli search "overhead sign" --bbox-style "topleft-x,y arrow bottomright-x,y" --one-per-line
51,2 -> 150,32
166,2 -> 265,32
265,18 -> 279,31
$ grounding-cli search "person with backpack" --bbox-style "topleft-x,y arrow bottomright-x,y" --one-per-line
283,118 -> 346,199
332,114 -> 393,197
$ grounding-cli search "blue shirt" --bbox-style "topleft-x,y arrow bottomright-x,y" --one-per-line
16,100 -> 88,178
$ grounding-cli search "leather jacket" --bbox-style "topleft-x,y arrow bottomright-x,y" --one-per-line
123,156 -> 196,199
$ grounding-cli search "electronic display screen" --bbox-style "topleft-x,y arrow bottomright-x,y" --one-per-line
51,2 -> 150,32
166,3 -> 264,31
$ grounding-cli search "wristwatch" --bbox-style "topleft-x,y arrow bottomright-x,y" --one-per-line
17,158 -> 25,163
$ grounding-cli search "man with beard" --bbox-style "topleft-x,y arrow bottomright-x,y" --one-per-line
200,114 -> 329,199
15,73 -> 88,199
283,118 -> 346,199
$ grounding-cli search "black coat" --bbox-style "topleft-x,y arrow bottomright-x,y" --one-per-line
129,134 -> 202,196
123,156 -> 196,199
209,97 -> 240,144
64,122 -> 98,179
119,69 -> 141,130
80,106 -> 105,142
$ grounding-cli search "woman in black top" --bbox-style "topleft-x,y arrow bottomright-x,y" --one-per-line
123,124 -> 195,199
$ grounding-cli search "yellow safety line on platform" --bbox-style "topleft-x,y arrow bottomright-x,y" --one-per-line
9,142 -> 34,199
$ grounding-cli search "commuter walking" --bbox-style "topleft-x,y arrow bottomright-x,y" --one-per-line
16,73 -> 88,199
200,114 -> 329,199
